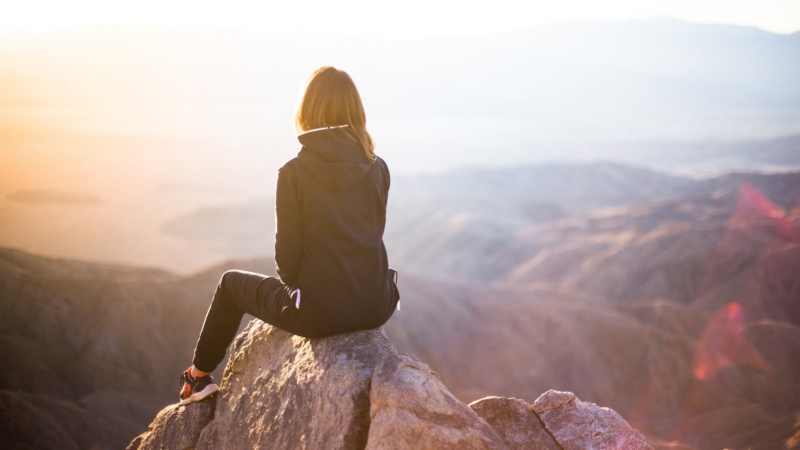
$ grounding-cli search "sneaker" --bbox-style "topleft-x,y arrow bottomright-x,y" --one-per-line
178,367 -> 219,405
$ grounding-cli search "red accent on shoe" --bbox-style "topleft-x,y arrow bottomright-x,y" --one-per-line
180,382 -> 191,399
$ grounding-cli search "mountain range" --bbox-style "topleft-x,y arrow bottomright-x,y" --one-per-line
2,162 -> 799,449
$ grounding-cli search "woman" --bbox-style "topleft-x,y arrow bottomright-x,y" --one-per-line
178,66 -> 400,405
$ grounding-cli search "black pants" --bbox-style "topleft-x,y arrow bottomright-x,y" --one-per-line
192,270 -> 302,373
192,269 -> 398,373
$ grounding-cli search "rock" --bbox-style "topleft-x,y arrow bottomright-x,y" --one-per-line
469,396 -> 560,450
367,352 -> 506,449
196,321 -> 392,450
469,393 -> 653,450
130,320 -> 653,450
532,390 -> 653,450
127,396 -> 215,450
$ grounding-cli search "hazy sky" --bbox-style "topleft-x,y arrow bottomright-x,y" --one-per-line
3,0 -> 800,35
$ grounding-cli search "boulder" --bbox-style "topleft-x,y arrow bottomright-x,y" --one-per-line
532,390 -> 653,450
196,322 -> 391,449
126,397 -> 215,450
469,396 -> 560,450
130,320 -> 653,449
367,352 -> 505,449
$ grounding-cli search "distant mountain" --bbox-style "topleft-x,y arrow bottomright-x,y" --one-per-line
386,166 -> 800,283
4,189 -> 101,205
3,163 -> 800,448
548,134 -> 800,176
391,162 -> 693,211
0,248 -> 272,449
157,163 -> 800,286
160,199 -> 273,257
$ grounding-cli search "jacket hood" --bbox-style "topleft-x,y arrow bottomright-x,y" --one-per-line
297,126 -> 372,193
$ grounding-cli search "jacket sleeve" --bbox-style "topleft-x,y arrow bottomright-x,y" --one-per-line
275,164 -> 303,287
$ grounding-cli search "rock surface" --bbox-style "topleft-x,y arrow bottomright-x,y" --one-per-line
130,320 -> 652,449
532,390 -> 653,450
196,322 -> 390,449
469,393 -> 654,450
470,396 -> 561,450
366,352 -> 505,449
126,397 -> 215,450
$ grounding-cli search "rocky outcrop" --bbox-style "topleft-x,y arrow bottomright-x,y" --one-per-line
366,352 -> 505,449
127,397 -> 215,450
469,396 -> 561,450
129,320 -> 652,449
469,392 -> 653,450
531,390 -> 653,450
186,322 -> 385,449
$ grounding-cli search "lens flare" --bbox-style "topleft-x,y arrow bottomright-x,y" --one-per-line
692,302 -> 769,381
735,183 -> 799,242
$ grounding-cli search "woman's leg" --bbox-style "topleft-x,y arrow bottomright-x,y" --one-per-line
191,270 -> 292,373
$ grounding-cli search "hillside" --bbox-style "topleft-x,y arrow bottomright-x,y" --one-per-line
2,166 -> 800,449
0,248 -> 271,449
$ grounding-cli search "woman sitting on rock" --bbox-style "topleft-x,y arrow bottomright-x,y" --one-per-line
178,66 -> 400,405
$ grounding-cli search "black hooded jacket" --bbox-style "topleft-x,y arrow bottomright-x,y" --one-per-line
274,126 -> 398,336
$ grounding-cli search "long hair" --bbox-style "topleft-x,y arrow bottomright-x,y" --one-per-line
296,66 -> 376,161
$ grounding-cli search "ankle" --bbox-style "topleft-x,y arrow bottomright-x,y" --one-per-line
190,366 -> 209,379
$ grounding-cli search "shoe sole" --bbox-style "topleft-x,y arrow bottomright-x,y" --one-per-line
179,383 -> 220,406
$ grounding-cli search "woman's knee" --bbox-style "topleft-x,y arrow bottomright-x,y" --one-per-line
213,270 -> 248,314
216,270 -> 245,302
218,270 -> 245,289
216,269 -> 269,305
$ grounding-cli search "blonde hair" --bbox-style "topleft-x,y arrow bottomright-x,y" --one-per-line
296,66 -> 376,161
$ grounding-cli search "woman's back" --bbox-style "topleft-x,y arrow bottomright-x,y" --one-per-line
276,126 -> 396,334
